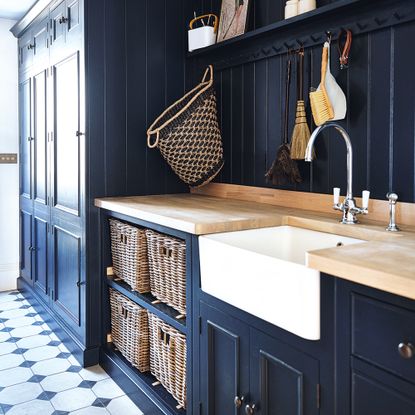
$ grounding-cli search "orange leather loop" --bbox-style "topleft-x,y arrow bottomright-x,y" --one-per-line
338,29 -> 352,69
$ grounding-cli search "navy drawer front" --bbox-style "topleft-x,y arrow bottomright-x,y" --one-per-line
352,293 -> 415,384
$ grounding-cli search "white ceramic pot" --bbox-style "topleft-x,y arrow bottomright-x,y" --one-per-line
285,0 -> 299,19
298,0 -> 316,14
188,26 -> 216,52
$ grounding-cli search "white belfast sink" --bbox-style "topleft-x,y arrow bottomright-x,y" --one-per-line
199,225 -> 364,340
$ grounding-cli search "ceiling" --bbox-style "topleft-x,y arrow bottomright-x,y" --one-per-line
0,0 -> 38,20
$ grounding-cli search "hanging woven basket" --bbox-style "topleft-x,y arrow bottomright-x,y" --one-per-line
147,65 -> 224,188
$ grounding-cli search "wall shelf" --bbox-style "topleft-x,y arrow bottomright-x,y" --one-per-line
106,276 -> 187,334
187,0 -> 415,70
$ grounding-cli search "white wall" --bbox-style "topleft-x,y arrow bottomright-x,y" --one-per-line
0,18 -> 19,291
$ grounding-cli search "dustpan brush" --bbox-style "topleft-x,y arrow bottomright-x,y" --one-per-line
310,46 -> 334,126
290,51 -> 314,160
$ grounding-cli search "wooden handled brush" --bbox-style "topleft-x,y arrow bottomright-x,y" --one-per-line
310,45 -> 334,126
290,49 -> 314,160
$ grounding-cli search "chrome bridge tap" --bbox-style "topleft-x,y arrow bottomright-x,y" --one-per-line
305,122 -> 370,224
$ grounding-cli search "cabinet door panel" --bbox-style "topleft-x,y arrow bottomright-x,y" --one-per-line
33,216 -> 48,301
53,226 -> 81,327
251,329 -> 319,415
20,210 -> 32,284
53,53 -> 80,215
66,0 -> 82,46
19,31 -> 33,69
20,79 -> 32,200
53,226 -> 81,324
352,371 -> 415,415
34,70 -> 48,205
33,17 -> 49,65
200,302 -> 250,415
50,1 -> 66,54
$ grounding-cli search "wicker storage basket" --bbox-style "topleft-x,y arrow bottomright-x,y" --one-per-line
148,312 -> 187,408
109,288 -> 150,372
109,219 -> 150,293
147,65 -> 224,188
145,230 -> 186,315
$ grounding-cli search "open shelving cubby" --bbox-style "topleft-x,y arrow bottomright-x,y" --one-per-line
101,212 -> 192,415
106,275 -> 186,334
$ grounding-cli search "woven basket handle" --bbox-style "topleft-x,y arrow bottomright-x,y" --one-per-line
147,65 -> 215,149
201,65 -> 214,84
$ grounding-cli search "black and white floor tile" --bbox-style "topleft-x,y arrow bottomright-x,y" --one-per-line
0,290 -> 143,415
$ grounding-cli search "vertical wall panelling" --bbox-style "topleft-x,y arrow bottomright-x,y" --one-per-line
125,0 -> 187,196
242,63 -> 255,185
392,23 -> 415,202
146,0 -> 167,195
164,0 -> 187,193
220,68 -> 232,181
254,59 -> 267,186
104,0 -> 127,197
231,66 -> 243,183
188,0 -> 415,203
266,56 -> 280,175
125,0 -> 147,195
368,28 -> 390,201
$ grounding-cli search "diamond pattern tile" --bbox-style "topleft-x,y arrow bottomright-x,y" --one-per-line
5,399 -> 55,414
10,325 -> 43,338
4,316 -> 36,328
32,358 -> 71,376
0,382 -> 42,405
51,388 -> 96,412
0,290 -> 141,414
0,354 -> 24,371
17,334 -> 51,349
0,367 -> 33,388
24,345 -> 61,362
0,342 -> 16,356
41,372 -> 83,393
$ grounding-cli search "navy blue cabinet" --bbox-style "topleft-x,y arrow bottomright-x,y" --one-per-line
19,77 -> 32,201
33,216 -> 49,303
336,279 -> 415,415
351,358 -> 415,415
199,301 -> 250,415
199,301 -> 320,415
20,209 -> 33,284
15,0 -> 88,363
250,329 -> 319,415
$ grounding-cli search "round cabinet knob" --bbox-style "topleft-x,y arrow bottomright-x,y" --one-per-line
245,403 -> 256,415
234,395 -> 244,409
398,342 -> 414,359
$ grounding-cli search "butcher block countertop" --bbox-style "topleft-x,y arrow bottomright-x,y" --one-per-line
95,192 -> 415,301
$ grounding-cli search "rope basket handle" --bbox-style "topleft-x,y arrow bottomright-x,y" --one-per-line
147,65 -> 214,148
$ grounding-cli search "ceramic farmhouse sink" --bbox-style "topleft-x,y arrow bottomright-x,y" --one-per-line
199,225 -> 364,340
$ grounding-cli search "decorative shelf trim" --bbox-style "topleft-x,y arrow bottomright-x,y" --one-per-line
188,0 -> 415,70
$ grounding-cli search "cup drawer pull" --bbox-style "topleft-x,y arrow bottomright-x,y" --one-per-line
398,342 -> 414,359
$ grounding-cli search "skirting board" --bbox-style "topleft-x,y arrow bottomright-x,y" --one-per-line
0,262 -> 18,291
191,183 -> 415,228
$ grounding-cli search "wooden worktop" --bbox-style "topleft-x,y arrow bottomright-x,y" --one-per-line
95,190 -> 415,301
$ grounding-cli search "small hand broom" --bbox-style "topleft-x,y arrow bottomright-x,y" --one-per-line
309,45 -> 334,126
290,49 -> 315,160
265,57 -> 302,185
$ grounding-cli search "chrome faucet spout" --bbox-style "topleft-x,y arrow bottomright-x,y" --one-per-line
305,122 -> 369,224
305,122 -> 353,199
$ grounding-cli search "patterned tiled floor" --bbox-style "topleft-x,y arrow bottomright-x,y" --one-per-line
0,290 -> 143,415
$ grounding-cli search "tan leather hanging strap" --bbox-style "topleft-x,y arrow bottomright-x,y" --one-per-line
337,29 -> 352,69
